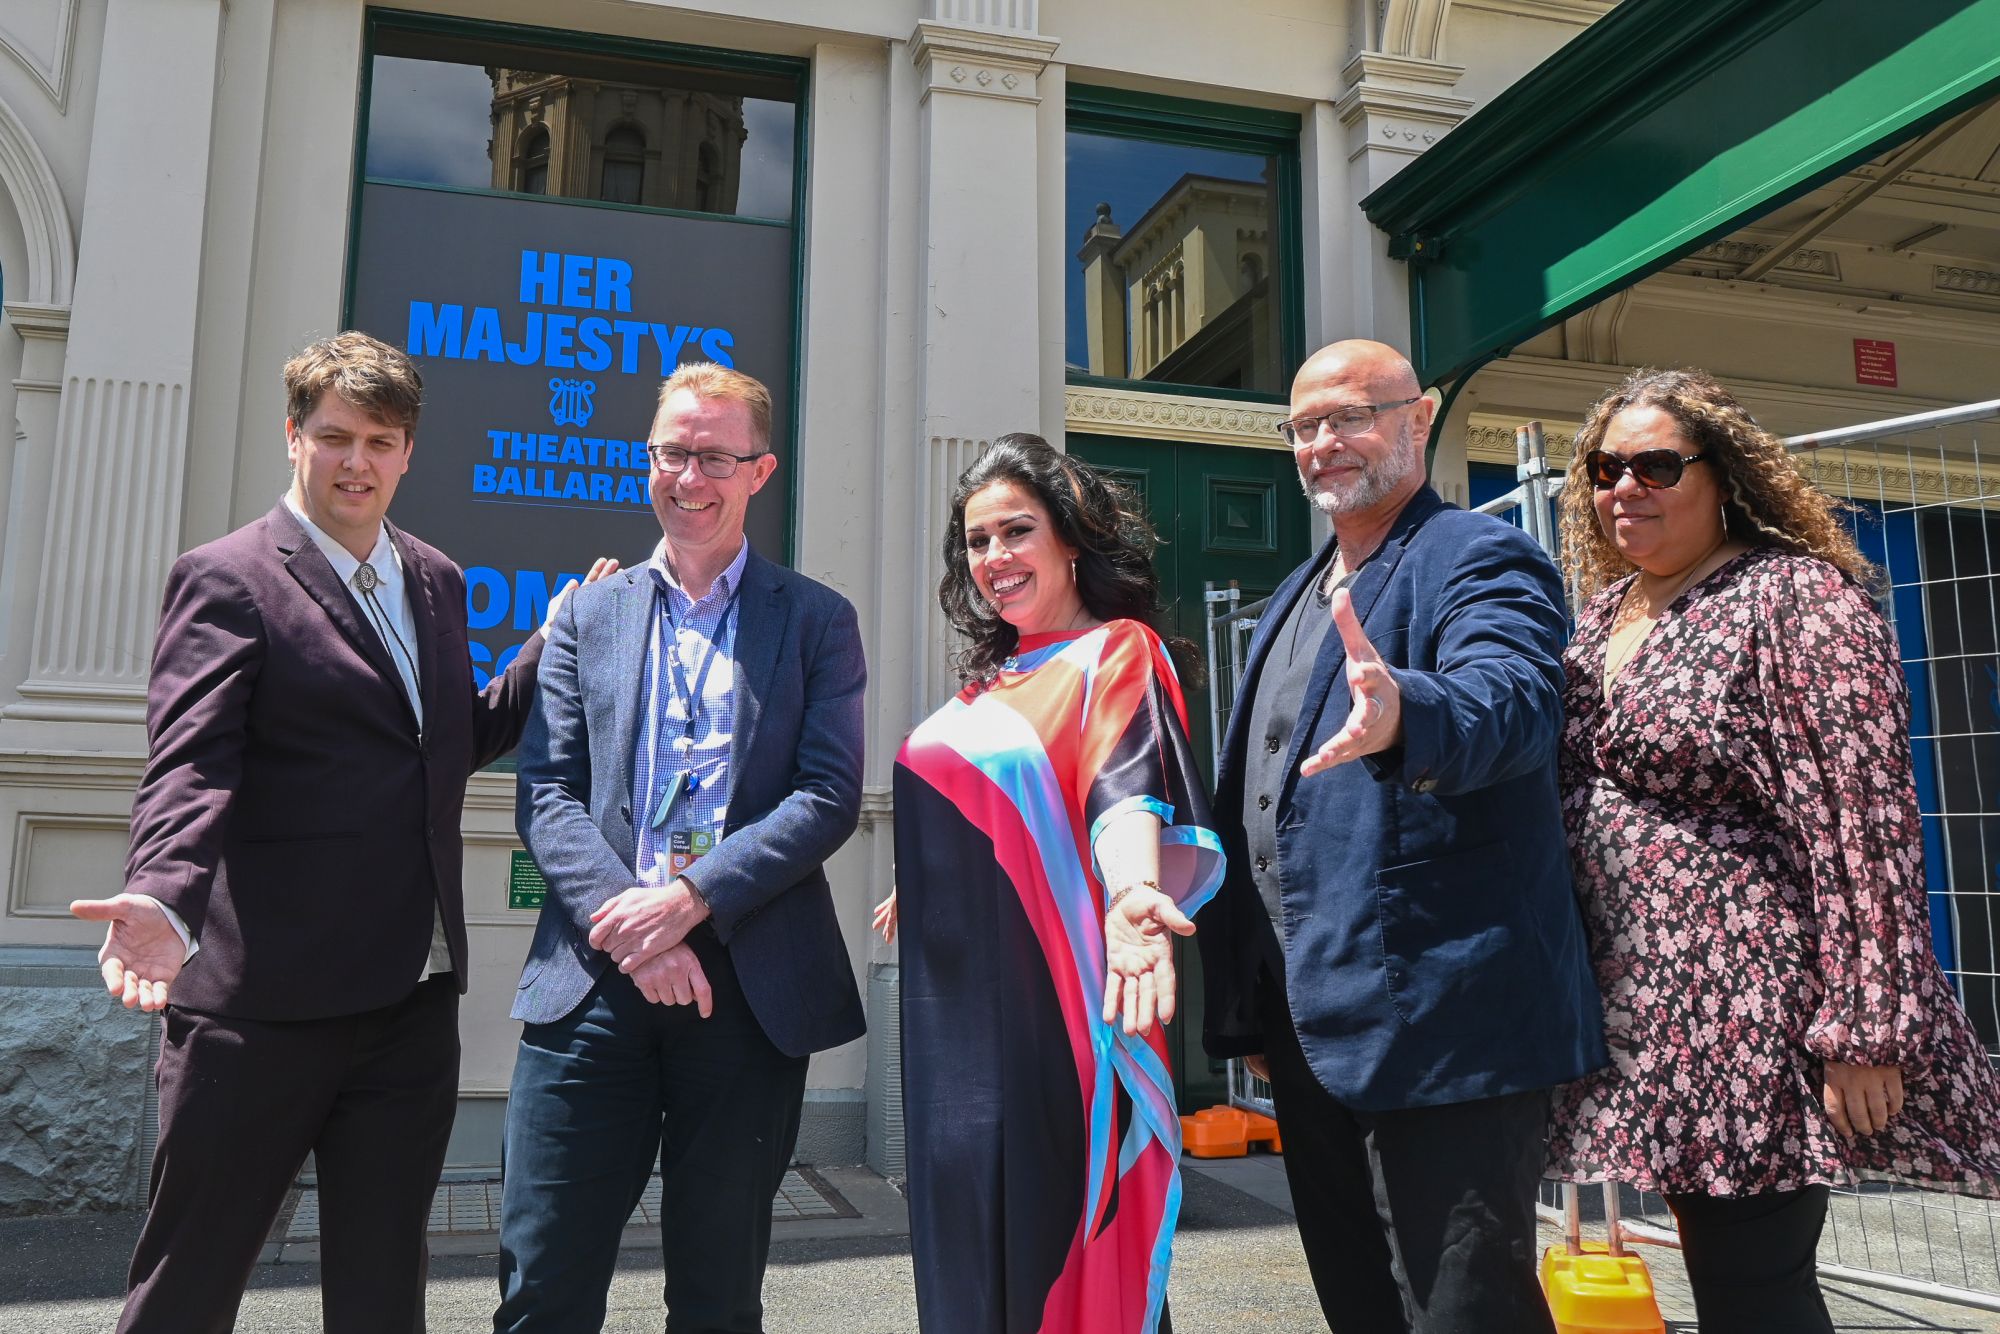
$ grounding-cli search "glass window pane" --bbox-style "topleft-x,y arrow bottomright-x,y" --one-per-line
1066,129 -> 1285,395
365,36 -> 795,221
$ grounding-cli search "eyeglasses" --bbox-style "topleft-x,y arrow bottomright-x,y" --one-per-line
646,444 -> 768,479
1276,398 -> 1423,447
1582,448 -> 1708,491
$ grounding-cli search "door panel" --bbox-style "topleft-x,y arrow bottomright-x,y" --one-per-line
1071,433 -> 1310,1111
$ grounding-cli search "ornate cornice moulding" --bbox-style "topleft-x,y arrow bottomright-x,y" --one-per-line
1064,388 -> 1289,451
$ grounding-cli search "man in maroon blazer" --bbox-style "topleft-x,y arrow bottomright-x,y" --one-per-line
69,332 -> 609,1333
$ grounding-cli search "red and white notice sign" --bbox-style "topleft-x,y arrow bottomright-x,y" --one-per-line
1854,338 -> 1898,388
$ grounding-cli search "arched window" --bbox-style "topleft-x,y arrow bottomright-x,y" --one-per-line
518,125 -> 549,195
599,125 -> 645,205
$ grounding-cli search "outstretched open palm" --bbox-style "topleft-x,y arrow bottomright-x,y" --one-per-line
1102,886 -> 1195,1037
70,894 -> 185,1012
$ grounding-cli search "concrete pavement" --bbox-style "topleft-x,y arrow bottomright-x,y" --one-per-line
2,1156 -> 1996,1331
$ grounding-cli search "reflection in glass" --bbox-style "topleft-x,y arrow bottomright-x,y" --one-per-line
365,39 -> 795,221
1067,131 -> 1284,395
598,125 -> 647,205
490,69 -> 745,213
519,125 -> 550,196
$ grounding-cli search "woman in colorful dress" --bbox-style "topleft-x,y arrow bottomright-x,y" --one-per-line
1546,368 -> 2000,1333
873,433 -> 1223,1334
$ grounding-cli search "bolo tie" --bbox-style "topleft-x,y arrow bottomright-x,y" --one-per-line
353,561 -> 422,718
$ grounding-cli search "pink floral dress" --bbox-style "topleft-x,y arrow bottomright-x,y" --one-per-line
1547,545 -> 2000,1197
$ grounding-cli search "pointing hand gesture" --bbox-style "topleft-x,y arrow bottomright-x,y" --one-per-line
1299,587 -> 1402,778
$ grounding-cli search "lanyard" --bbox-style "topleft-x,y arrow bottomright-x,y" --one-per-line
641,583 -> 739,832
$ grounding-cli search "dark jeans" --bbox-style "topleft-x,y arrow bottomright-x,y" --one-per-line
1663,1186 -> 1833,1334
494,928 -> 809,1334
1261,988 -> 1556,1334
121,974 -> 460,1334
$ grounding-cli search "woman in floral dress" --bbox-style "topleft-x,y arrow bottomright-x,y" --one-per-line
1546,368 -> 2000,1333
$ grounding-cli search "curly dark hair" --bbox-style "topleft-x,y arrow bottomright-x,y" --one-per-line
1559,367 -> 1879,600
939,434 -> 1200,687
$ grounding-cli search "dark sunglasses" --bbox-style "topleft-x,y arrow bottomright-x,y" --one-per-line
1583,448 -> 1708,490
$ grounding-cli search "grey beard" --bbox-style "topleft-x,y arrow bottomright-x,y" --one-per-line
1300,423 -> 1420,516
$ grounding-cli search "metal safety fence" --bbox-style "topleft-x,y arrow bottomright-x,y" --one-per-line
1205,398 -> 2000,1312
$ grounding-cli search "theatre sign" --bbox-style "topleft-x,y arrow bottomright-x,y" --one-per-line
347,181 -> 794,682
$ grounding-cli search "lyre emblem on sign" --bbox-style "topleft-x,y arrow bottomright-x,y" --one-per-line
548,378 -> 598,428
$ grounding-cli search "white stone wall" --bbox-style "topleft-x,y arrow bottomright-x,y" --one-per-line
0,0 -> 1667,1204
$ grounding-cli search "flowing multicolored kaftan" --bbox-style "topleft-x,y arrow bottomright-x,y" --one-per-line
894,620 -> 1224,1334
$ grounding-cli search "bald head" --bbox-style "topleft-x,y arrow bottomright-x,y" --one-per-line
1288,339 -> 1433,526
1293,340 -> 1421,401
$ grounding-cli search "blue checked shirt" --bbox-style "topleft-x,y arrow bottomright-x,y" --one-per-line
631,539 -> 748,888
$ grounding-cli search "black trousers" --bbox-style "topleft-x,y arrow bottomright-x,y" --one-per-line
495,927 -> 810,1334
120,974 -> 460,1334
1261,989 -> 1556,1334
1663,1186 -> 1833,1334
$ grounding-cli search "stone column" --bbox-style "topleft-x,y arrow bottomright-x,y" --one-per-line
1331,51 -> 1473,357
5,0 -> 223,726
907,14 -> 1059,710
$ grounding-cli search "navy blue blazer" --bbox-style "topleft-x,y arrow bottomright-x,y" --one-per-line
511,548 -> 867,1057
1199,486 -> 1605,1110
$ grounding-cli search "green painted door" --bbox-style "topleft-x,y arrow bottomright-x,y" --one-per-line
1070,433 -> 1311,1111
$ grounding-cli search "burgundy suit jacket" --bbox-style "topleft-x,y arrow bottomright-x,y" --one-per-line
123,503 -> 541,1021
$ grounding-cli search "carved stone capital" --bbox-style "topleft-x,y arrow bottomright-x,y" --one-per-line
1335,53 -> 1473,163
910,20 -> 1058,105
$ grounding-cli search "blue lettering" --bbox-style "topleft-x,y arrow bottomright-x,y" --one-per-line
591,474 -> 613,502
472,464 -> 497,493
464,306 -> 504,362
699,328 -> 735,366
616,475 -> 646,505
519,250 -> 560,305
487,429 -> 509,459
546,315 -> 577,369
561,254 -> 593,308
509,431 -> 537,461
407,302 -> 463,358
505,311 -> 543,366
596,258 -> 634,312
513,570 -> 553,631
576,317 -> 612,372
466,566 -> 509,630
649,323 -> 693,372
560,436 -> 585,466
614,320 -> 650,373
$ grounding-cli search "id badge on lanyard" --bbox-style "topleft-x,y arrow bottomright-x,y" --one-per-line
643,587 -> 737,839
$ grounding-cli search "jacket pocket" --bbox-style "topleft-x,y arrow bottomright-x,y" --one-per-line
1374,839 -> 1528,1036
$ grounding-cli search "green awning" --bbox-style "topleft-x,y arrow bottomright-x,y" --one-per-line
1362,0 -> 2000,388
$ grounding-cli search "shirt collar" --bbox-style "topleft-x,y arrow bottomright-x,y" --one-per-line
283,493 -> 397,586
648,537 -> 749,606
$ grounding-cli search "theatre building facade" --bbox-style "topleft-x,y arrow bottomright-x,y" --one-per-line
5,0 -> 2000,1212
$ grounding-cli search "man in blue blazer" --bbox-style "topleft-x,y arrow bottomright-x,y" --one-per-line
495,364 -> 866,1333
1199,340 -> 1604,1332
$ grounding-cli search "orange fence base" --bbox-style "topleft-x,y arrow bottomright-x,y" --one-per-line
1179,1106 -> 1283,1158
1540,1243 -> 1666,1334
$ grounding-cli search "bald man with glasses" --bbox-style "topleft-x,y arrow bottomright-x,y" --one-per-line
1198,340 -> 1605,1333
